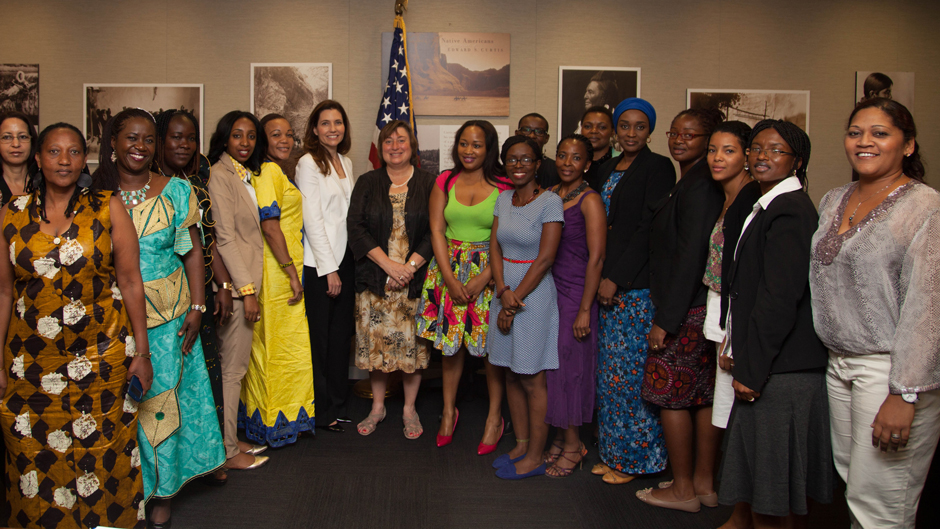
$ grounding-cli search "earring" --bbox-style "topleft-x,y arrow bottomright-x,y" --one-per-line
77,173 -> 92,189
31,172 -> 43,190
744,163 -> 749,172
110,151 -> 116,163
791,169 -> 797,177
646,137 -> 652,144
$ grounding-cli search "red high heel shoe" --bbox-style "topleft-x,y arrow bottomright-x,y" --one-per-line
436,409 -> 459,447
476,417 -> 504,455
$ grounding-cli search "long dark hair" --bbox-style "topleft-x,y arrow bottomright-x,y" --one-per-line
154,109 -> 201,177
33,122 -> 101,222
91,108 -> 158,192
0,111 -> 40,192
445,120 -> 505,193
848,97 -> 924,181
302,100 -> 351,176
207,111 -> 266,175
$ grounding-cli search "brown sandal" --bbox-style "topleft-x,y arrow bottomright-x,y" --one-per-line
357,408 -> 386,436
546,443 -> 587,478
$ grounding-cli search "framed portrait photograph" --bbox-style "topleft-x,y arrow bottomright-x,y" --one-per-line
251,62 -> 332,161
1,64 -> 39,129
855,71 -> 914,113
686,89 -> 810,132
382,32 -> 510,116
558,67 -> 640,136
83,84 -> 204,162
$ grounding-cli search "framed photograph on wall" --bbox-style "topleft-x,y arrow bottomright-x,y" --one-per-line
83,83 -> 204,162
416,124 -> 510,174
855,71 -> 914,112
382,32 -> 510,116
687,89 -> 810,132
251,62 -> 332,162
558,67 -> 640,136
1,64 -> 39,128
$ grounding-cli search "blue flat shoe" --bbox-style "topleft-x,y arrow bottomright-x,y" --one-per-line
492,453 -> 525,469
495,462 -> 546,480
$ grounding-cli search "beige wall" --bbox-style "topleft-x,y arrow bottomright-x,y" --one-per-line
2,0 -> 939,203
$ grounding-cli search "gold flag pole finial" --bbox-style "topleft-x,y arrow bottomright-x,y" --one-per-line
395,0 -> 408,15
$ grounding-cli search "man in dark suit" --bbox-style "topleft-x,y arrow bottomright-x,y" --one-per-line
515,113 -> 559,187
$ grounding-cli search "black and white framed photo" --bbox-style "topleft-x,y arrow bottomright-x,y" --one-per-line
251,62 -> 332,156
83,83 -> 204,162
1,64 -> 39,128
558,67 -> 640,136
855,71 -> 914,112
687,89 -> 810,132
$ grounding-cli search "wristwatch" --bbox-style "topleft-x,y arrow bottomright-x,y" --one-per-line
190,304 -> 207,313
409,260 -> 417,268
901,392 -> 919,404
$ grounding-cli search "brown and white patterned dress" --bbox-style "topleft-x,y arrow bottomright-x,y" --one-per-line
354,191 -> 428,373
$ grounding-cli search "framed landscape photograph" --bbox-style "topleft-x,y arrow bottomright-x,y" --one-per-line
0,64 -> 39,128
251,62 -> 332,160
558,67 -> 640,136
84,83 -> 204,161
382,32 -> 510,116
687,89 -> 810,132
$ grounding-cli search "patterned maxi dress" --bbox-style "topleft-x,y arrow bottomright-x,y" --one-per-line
131,177 -> 224,500
2,191 -> 145,528
595,171 -> 667,475
239,162 -> 315,446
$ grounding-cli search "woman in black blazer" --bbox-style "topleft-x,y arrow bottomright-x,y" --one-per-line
637,108 -> 725,512
347,121 -> 435,438
591,98 -> 675,485
717,120 -> 831,527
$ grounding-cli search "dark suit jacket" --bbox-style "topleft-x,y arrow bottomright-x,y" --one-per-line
648,158 -> 723,334
596,146 -> 675,290
347,166 -> 435,298
726,190 -> 827,393
719,181 -> 762,329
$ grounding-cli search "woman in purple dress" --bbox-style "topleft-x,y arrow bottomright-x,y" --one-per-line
543,134 -> 606,477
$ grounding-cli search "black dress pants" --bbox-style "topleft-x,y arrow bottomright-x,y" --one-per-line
305,250 -> 355,426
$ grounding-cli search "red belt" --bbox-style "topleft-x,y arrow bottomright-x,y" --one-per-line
503,257 -> 535,264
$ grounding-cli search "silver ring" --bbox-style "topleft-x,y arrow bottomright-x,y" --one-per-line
891,433 -> 901,440
747,397 -> 755,402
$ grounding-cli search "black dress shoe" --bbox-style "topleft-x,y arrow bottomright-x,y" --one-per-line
335,416 -> 353,424
317,423 -> 344,432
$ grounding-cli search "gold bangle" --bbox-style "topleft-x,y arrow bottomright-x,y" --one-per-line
221,282 -> 234,291
135,352 -> 152,359
237,284 -> 257,296
279,261 -> 294,269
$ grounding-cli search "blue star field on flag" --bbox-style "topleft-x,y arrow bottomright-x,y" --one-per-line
370,16 -> 417,168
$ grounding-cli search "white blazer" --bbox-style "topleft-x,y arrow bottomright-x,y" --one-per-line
295,152 -> 356,276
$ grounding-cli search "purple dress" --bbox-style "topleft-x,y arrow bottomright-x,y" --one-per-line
546,190 -> 599,427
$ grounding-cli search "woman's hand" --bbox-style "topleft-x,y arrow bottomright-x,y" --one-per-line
326,271 -> 342,298
647,323 -> 668,351
732,379 -> 760,402
243,294 -> 261,322
718,353 -> 734,372
596,278 -> 619,306
128,356 -> 154,394
501,289 -> 524,311
573,308 -> 591,342
0,369 -> 8,399
464,273 -> 489,303
288,275 -> 304,305
871,394 -> 916,452
383,261 -> 414,289
178,310 -> 202,355
497,307 -> 516,333
444,275 -> 471,305
215,287 -> 233,326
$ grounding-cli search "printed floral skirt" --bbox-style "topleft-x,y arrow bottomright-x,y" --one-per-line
641,305 -> 716,409
416,240 -> 493,357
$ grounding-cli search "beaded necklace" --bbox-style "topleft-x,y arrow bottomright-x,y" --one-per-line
512,185 -> 541,207
552,181 -> 589,203
119,172 -> 153,207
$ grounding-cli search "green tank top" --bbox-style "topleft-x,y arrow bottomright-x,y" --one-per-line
444,186 -> 500,242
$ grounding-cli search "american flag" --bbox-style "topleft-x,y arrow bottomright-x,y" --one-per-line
369,15 -> 418,169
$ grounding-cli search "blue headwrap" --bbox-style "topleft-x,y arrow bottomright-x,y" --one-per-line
613,97 -> 657,132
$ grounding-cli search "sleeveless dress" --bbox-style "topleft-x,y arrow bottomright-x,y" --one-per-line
132,177 -> 224,500
546,190 -> 598,427
2,191 -> 145,528
485,191 -> 565,374
239,162 -> 315,446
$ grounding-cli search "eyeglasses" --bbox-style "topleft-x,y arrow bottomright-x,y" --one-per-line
517,127 -> 547,137
749,145 -> 795,157
665,132 -> 707,141
0,134 -> 31,144
506,157 -> 536,166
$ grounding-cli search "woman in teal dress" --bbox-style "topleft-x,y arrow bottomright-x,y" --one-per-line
93,108 -> 224,528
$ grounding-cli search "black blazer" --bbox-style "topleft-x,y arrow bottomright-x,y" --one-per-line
648,158 -> 724,334
347,166 -> 435,298
719,180 -> 762,329
726,189 -> 827,393
596,147 -> 675,289
585,147 -> 614,190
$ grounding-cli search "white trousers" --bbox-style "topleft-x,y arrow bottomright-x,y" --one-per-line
704,289 -> 733,428
827,352 -> 940,529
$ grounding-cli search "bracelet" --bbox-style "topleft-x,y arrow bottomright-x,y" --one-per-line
221,282 -> 234,291
496,286 -> 510,299
237,283 -> 257,296
279,260 -> 294,269
134,351 -> 152,359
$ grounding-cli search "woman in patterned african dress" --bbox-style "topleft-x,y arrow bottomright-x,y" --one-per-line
93,108 -> 224,528
0,122 -> 152,528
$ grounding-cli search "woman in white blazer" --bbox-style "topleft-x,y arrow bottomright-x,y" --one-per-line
295,100 -> 357,432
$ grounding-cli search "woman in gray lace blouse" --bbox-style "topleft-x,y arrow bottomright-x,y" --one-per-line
810,98 -> 940,529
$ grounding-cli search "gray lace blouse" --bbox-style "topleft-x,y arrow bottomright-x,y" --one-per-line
810,180 -> 940,394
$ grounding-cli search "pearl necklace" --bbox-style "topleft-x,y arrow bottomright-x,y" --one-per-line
119,172 -> 153,207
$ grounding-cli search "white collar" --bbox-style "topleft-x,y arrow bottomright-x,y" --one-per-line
755,175 -> 803,211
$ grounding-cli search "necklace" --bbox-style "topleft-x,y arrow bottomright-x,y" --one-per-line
389,167 -> 414,188
512,185 -> 541,207
119,172 -> 153,207
552,181 -> 589,203
847,175 -> 902,226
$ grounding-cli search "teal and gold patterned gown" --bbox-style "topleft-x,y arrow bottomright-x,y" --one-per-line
130,176 -> 224,500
